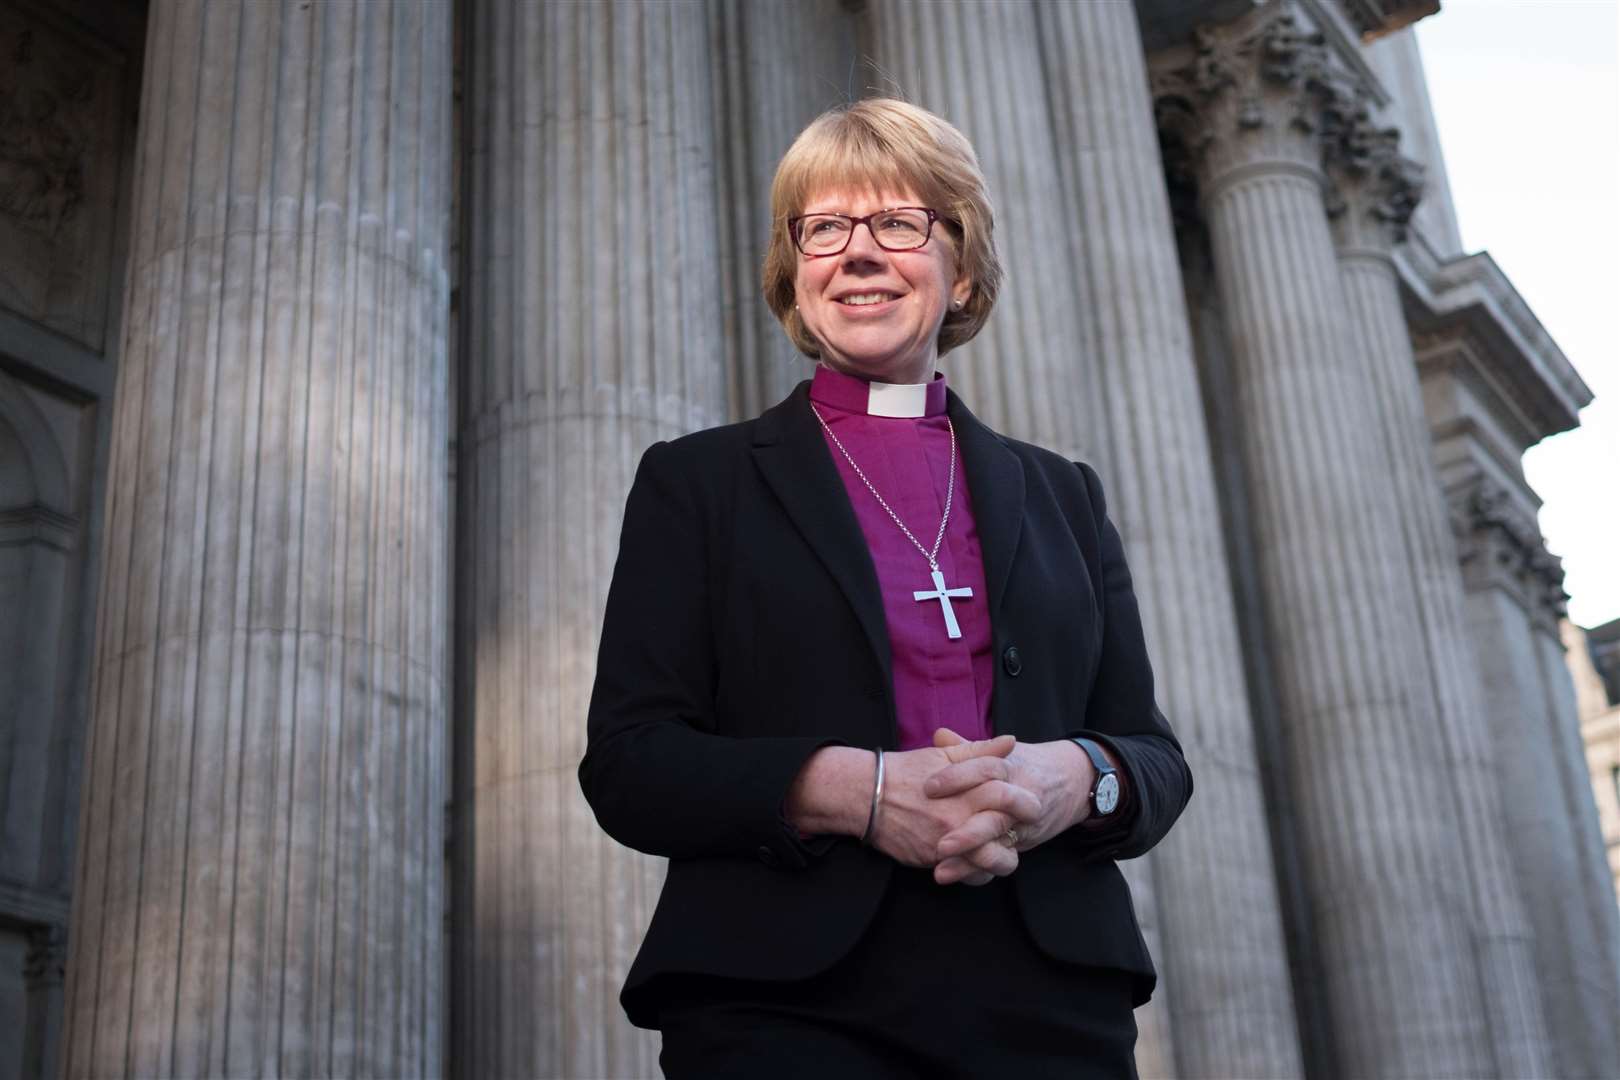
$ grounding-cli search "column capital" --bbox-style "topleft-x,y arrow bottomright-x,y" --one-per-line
1151,2 -> 1381,205
1323,105 -> 1425,253
1451,476 -> 1570,624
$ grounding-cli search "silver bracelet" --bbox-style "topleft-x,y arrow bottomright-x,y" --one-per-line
860,748 -> 885,846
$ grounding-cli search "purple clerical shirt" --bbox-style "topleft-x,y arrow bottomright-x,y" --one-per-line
809,362 -> 995,750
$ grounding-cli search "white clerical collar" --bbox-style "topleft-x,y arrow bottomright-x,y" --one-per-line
865,378 -> 931,418
811,361 -> 946,418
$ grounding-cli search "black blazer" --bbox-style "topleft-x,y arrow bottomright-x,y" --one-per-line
579,379 -> 1193,1029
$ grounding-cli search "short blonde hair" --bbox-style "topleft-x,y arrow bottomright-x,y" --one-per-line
762,98 -> 1002,360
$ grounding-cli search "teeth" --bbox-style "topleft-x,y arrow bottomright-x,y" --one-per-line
840,293 -> 897,306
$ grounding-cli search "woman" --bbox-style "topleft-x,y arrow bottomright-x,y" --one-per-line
578,98 -> 1193,1078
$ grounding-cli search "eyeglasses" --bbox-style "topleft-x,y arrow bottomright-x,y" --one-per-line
787,207 -> 942,257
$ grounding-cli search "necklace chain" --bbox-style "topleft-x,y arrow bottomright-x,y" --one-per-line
809,402 -> 956,571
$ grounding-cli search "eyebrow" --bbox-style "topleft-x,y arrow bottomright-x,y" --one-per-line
799,204 -> 911,216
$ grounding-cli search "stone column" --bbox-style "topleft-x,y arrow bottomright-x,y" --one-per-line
1036,4 -> 1304,1078
867,2 -> 1182,1069
710,0 -> 859,421
1450,483 -> 1620,1078
1325,131 -> 1554,1077
864,0 -> 1101,461
62,2 -> 451,1076
1530,614 -> 1620,1074
455,2 -> 727,1076
1151,7 -> 1493,1075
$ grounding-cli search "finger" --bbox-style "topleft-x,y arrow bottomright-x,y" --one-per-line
936,849 -> 1011,884
936,807 -> 1016,860
937,732 -> 1016,765
922,755 -> 1010,798
937,781 -> 1042,855
964,778 -> 1042,825
934,855 -> 1001,887
959,837 -> 1019,877
932,727 -> 967,748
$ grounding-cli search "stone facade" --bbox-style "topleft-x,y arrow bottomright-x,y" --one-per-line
1,0 -> 1614,1077
1570,618 -> 1620,917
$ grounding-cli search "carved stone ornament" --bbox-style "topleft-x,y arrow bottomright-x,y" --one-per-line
0,19 -> 91,238
24,923 -> 68,989
0,7 -> 119,352
1150,3 -> 1397,208
1451,477 -> 1570,618
1323,104 -> 1425,248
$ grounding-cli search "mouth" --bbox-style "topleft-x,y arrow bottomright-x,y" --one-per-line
835,291 -> 902,308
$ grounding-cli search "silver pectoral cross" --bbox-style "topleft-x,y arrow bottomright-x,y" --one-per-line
914,568 -> 973,639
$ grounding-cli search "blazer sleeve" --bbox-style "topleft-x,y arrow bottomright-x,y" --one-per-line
577,440 -> 846,870
1058,460 -> 1194,863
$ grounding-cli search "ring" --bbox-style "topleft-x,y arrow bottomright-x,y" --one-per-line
1003,828 -> 1019,846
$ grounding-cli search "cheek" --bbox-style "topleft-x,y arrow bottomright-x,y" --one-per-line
791,276 -> 814,315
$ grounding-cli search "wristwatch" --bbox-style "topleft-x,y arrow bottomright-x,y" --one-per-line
1070,737 -> 1121,817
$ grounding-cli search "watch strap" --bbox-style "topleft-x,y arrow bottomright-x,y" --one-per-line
1071,736 -> 1118,816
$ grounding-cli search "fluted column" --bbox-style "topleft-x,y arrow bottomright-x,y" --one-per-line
456,2 -> 727,1076
1038,5 -> 1304,1078
62,2 -> 450,1075
1451,479 -> 1620,1077
1326,136 -> 1555,1078
865,0 -> 1101,461
867,3 -> 1182,1069
711,0 -> 859,421
1152,6 -> 1492,1075
1530,614 -> 1620,1077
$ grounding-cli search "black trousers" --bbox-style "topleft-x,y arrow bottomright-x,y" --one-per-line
656,864 -> 1140,1080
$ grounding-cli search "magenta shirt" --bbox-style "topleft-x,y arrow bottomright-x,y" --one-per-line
809,363 -> 995,750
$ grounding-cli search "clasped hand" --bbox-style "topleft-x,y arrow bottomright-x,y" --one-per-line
870,729 -> 1092,888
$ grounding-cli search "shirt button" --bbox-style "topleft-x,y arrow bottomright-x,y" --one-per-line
756,845 -> 778,867
1002,646 -> 1022,677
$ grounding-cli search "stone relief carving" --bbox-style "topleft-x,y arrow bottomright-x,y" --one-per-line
23,923 -> 67,989
0,23 -> 90,238
0,7 -> 120,353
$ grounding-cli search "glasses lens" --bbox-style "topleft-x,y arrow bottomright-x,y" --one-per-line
872,209 -> 930,250
797,215 -> 851,254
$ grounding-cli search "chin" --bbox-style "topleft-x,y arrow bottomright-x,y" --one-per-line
828,340 -> 920,371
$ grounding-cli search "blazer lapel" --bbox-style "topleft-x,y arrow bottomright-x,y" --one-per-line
749,380 -> 1029,717
750,382 -> 895,694
944,389 -> 1026,637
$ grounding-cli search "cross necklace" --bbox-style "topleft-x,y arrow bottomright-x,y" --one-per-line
809,403 -> 973,639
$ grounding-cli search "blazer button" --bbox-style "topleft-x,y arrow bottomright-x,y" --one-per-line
1002,646 -> 1023,677
756,845 -> 778,867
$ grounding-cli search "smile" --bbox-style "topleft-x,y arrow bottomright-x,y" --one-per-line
837,292 -> 900,306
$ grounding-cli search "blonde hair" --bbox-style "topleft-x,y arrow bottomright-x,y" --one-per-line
761,98 -> 1002,360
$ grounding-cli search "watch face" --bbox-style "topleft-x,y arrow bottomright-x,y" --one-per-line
1096,773 -> 1120,815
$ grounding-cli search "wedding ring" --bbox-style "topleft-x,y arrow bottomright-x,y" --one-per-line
1003,828 -> 1019,846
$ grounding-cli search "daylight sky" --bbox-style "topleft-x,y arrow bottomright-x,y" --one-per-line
1414,0 -> 1620,629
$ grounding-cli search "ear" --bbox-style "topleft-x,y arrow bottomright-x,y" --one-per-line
951,272 -> 972,310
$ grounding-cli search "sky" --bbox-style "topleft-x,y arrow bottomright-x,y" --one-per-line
1414,0 -> 1620,630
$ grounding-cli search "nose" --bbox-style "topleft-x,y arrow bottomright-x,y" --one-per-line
841,219 -> 888,265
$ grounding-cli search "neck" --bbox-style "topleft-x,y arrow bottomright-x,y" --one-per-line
820,353 -> 936,386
